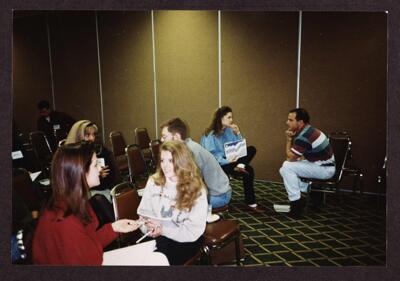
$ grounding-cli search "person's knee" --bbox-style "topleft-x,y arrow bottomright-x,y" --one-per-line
279,161 -> 291,176
248,146 -> 257,155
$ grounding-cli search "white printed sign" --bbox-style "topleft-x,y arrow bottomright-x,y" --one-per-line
12,151 -> 23,160
224,139 -> 247,161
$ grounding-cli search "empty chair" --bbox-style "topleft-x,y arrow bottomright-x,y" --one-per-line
110,182 -> 141,246
109,131 -> 129,177
329,131 -> 364,195
203,219 -> 242,266
29,131 -> 53,171
134,127 -> 153,169
301,134 -> 351,211
125,144 -> 148,189
134,127 -> 151,150
149,139 -> 161,171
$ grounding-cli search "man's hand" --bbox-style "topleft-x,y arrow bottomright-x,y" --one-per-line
285,130 -> 296,141
285,130 -> 299,162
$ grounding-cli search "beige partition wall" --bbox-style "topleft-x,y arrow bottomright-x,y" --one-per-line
12,11 -> 387,192
300,12 -> 387,192
49,11 -> 102,129
98,11 -> 154,146
155,11 -> 218,141
13,14 -> 52,135
222,12 -> 299,181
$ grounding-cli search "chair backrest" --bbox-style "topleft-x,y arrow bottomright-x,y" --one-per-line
110,182 -> 140,221
150,139 -> 161,167
109,131 -> 129,173
58,139 -> 66,147
29,131 -> 53,166
13,168 -> 41,212
125,144 -> 148,182
109,131 -> 127,157
329,135 -> 351,183
134,127 -> 151,150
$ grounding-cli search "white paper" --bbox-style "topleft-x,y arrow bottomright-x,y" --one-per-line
224,139 -> 247,161
29,171 -> 42,181
102,240 -> 169,266
53,124 -> 60,130
137,188 -> 145,197
273,204 -> 290,213
12,151 -> 24,160
137,209 -> 176,228
39,178 -> 51,186
97,158 -> 105,167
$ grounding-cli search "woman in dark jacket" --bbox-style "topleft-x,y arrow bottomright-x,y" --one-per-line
65,120 -> 120,225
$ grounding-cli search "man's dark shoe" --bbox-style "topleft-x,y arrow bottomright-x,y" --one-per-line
247,205 -> 265,213
288,198 -> 304,219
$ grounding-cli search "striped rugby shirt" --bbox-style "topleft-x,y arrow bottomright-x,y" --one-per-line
291,125 -> 335,165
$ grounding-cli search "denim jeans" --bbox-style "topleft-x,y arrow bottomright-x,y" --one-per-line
209,190 -> 232,208
279,160 -> 335,201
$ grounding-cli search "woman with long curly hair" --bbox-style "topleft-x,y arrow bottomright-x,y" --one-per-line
201,106 -> 264,213
137,140 -> 208,265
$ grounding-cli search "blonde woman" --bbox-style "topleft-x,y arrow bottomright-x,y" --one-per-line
137,141 -> 208,265
65,120 -> 120,226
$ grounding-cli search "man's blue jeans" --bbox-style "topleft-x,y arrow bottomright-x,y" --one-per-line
209,190 -> 232,208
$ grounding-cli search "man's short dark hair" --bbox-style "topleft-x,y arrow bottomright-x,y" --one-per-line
160,118 -> 188,140
37,100 -> 50,110
289,108 -> 310,124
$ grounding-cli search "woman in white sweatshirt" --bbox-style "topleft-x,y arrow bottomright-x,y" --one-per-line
137,140 -> 208,265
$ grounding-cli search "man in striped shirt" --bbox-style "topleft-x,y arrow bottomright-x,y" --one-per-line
279,108 -> 335,219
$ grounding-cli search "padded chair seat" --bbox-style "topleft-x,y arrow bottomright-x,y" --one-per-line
204,219 -> 242,266
204,220 -> 239,245
301,177 -> 336,186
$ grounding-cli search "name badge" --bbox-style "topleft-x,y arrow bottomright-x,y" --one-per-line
53,124 -> 60,130
12,151 -> 24,159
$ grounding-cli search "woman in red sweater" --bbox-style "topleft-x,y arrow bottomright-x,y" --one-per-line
32,142 -> 139,265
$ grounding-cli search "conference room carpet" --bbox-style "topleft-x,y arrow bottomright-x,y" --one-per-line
221,179 -> 386,266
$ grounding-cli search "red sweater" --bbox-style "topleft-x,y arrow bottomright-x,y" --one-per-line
32,204 -> 118,265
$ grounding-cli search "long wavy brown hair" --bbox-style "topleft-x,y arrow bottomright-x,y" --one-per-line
153,141 -> 205,211
204,106 -> 232,136
47,142 -> 95,225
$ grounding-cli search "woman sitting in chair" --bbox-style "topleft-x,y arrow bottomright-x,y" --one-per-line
32,142 -> 140,265
65,120 -> 120,226
137,140 -> 208,265
200,106 -> 263,213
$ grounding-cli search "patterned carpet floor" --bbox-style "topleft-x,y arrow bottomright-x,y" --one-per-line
220,179 -> 386,266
